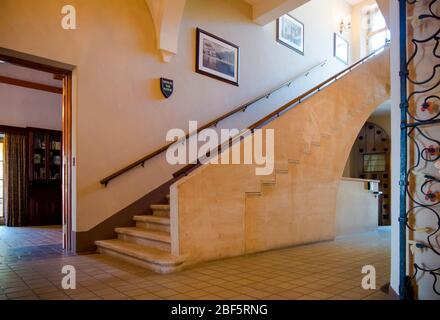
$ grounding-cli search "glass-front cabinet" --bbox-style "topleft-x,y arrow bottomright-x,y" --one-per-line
30,131 -> 61,182
28,128 -> 62,225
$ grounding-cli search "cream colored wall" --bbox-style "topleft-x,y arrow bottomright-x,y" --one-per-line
0,84 -> 62,130
335,178 -> 379,235
171,50 -> 390,264
351,0 -> 377,61
0,0 -> 355,233
290,0 -> 352,64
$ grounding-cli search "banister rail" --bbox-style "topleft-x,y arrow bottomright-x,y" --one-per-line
101,43 -> 388,186
100,59 -> 327,186
172,44 -> 389,178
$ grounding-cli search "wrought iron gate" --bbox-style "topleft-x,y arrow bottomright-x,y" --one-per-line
400,0 -> 440,300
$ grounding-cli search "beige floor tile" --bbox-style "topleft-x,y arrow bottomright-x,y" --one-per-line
0,227 -> 391,301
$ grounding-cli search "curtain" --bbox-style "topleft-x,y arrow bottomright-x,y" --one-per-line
4,133 -> 27,227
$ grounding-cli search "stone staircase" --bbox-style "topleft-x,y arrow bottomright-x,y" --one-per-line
95,48 -> 390,270
95,195 -> 185,273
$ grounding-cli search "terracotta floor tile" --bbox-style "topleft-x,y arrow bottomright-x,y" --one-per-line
0,227 -> 391,301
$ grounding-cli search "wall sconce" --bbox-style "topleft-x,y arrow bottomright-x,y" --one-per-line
339,18 -> 351,34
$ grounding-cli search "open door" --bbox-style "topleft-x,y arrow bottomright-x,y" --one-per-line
0,48 -> 74,252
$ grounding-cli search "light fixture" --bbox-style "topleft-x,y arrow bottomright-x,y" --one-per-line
339,18 -> 351,34
0,60 -> 5,64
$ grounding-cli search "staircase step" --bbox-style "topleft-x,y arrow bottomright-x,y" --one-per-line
288,159 -> 300,165
261,179 -> 276,186
150,204 -> 170,217
275,168 -> 288,174
133,215 -> 170,232
95,239 -> 184,273
246,191 -> 261,198
115,227 -> 171,251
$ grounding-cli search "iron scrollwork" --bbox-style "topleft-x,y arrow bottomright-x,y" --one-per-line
403,0 -> 440,299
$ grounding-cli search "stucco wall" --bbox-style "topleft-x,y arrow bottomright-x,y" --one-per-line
171,50 -> 390,264
335,178 -> 379,236
0,84 -> 62,130
0,0 -> 355,233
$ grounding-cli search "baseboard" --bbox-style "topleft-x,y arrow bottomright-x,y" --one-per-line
73,176 -> 179,253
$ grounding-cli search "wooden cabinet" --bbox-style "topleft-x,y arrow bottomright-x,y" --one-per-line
27,128 -> 62,226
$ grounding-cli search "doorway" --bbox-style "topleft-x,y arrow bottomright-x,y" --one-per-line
0,48 -> 74,252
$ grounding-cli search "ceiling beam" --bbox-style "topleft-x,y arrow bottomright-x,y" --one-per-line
251,0 -> 310,26
0,75 -> 62,94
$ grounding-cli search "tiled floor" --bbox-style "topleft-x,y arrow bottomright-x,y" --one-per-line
0,226 -> 392,300
0,226 -> 64,264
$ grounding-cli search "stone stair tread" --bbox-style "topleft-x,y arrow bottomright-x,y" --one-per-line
133,215 -> 170,225
115,227 -> 171,243
95,239 -> 183,266
150,204 -> 170,210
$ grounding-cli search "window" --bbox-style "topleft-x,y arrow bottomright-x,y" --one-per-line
365,5 -> 390,54
0,134 -> 3,219
363,153 -> 386,173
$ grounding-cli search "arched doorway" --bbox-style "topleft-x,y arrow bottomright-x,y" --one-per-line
353,121 -> 391,226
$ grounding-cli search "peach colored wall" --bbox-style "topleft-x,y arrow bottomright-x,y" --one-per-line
0,0 -> 353,233
0,84 -> 62,130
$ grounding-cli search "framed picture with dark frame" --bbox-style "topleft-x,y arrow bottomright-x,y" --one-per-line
276,14 -> 304,55
334,33 -> 349,65
196,28 -> 240,86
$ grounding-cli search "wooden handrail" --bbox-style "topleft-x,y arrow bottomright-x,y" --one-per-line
172,44 -> 390,178
100,59 -> 327,186
101,44 -> 388,186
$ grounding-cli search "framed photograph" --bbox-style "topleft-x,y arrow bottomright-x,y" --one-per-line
334,33 -> 349,65
196,28 -> 240,86
276,14 -> 304,55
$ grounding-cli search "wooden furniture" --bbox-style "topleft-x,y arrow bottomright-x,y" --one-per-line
28,128 -> 62,226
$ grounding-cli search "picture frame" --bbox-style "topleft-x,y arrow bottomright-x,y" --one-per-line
276,14 -> 304,55
334,33 -> 349,65
196,28 -> 240,86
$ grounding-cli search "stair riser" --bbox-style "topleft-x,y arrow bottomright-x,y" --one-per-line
152,210 -> 170,218
96,247 -> 182,274
117,234 -> 171,252
136,221 -> 170,232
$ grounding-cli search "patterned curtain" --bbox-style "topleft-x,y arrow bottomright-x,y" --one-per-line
4,133 -> 27,227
